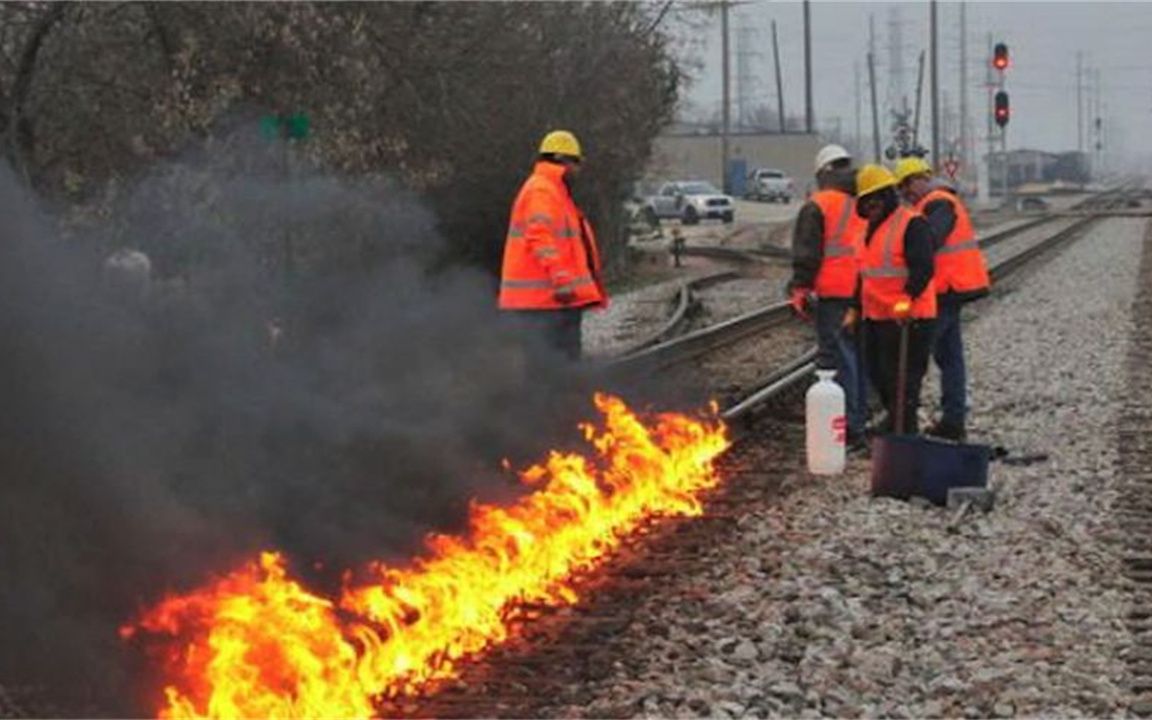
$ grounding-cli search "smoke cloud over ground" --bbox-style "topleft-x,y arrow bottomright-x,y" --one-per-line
0,137 -> 650,714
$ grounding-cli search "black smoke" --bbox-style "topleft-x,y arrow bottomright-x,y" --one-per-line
0,136 -> 635,714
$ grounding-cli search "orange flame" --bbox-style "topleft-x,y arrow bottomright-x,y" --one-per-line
126,393 -> 729,718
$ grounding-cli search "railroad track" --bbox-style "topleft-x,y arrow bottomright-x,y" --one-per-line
609,217 -> 791,356
377,420 -> 800,720
377,187 -> 1145,719
720,185 -> 1144,421
609,186 -> 1142,415
606,203 -> 1077,375
610,269 -> 739,355
612,246 -> 775,355
1117,217 -> 1152,717
609,193 -> 1116,367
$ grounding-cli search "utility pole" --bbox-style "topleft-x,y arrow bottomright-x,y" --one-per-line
887,7 -> 906,120
803,0 -> 814,133
1085,61 -> 1093,178
1001,111 -> 1008,201
930,0 -> 940,163
959,1 -> 968,184
721,0 -> 730,191
941,91 -> 952,149
869,14 -> 879,160
1076,51 -> 1083,155
978,33 -> 993,205
869,51 -> 881,162
1093,67 -> 1103,177
735,23 -> 759,130
854,61 -> 862,154
772,19 -> 786,133
912,50 -> 925,151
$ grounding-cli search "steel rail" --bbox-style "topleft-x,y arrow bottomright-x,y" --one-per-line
609,203 -> 1089,373
611,245 -> 774,356
612,269 -> 738,356
679,245 -> 768,265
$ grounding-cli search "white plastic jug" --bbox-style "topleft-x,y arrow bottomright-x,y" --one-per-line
806,369 -> 846,475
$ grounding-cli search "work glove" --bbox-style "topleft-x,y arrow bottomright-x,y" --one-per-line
891,296 -> 912,320
789,287 -> 813,322
553,287 -> 576,305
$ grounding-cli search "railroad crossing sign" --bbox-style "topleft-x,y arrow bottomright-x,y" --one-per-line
942,157 -> 961,179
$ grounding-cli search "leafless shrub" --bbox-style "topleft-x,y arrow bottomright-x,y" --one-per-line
0,2 -> 680,277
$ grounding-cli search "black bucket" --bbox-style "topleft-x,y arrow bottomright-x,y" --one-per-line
870,434 -> 991,505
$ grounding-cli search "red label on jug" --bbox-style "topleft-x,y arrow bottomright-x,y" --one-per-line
831,415 -> 846,445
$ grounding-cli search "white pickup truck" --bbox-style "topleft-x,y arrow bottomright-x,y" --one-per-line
640,181 -> 735,225
745,168 -> 795,204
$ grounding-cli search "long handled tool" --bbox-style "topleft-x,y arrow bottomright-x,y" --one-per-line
894,318 -> 909,435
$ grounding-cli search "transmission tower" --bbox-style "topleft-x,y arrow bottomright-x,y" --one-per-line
734,20 -> 761,130
886,6 -> 907,118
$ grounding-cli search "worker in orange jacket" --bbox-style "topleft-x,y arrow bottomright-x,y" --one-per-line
787,144 -> 868,448
894,157 -> 990,441
855,164 -> 937,435
498,130 -> 606,360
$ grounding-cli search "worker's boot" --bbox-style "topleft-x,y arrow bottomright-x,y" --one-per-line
926,419 -> 966,442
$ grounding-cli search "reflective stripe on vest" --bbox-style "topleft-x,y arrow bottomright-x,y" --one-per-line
501,274 -> 595,291
507,221 -> 579,241
936,238 -> 980,255
917,189 -> 989,295
861,207 -> 937,320
498,161 -> 607,310
812,190 -> 862,298
860,209 -> 909,279
823,199 -> 856,257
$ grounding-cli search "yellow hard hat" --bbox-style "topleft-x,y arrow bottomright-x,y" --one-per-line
539,130 -> 582,159
855,164 -> 897,197
893,156 -> 933,184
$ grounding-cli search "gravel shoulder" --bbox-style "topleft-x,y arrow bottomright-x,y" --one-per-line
562,217 -> 1145,719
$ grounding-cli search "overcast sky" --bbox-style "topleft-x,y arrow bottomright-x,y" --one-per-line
675,1 -> 1152,172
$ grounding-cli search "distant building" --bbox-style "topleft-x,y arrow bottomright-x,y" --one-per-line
1051,152 -> 1090,184
647,131 -> 823,197
987,149 -> 1089,193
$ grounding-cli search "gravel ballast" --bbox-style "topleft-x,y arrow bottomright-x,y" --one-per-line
558,217 -> 1146,719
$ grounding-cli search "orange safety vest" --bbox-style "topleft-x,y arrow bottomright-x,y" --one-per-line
811,189 -> 866,299
916,188 -> 991,295
861,207 -> 937,321
498,161 -> 606,310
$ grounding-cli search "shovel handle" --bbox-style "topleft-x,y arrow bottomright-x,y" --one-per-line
894,320 -> 909,434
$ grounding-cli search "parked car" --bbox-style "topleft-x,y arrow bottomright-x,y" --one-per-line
642,181 -> 735,225
745,168 -> 795,203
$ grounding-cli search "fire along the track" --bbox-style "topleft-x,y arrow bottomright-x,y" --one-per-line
122,393 -> 730,719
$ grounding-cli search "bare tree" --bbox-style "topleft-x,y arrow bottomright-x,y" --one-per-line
0,2 -> 679,278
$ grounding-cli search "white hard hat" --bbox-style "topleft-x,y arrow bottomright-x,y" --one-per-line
814,144 -> 852,173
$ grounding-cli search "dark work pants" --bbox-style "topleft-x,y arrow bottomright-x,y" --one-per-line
815,298 -> 866,437
864,318 -> 936,435
511,308 -> 583,362
932,300 -> 967,427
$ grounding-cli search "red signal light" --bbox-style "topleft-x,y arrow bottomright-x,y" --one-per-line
994,91 -> 1010,128
992,43 -> 1009,71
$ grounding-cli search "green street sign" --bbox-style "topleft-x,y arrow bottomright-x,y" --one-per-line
285,113 -> 309,139
260,112 -> 310,140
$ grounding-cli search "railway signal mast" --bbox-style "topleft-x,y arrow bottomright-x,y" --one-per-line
990,41 -> 1010,200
